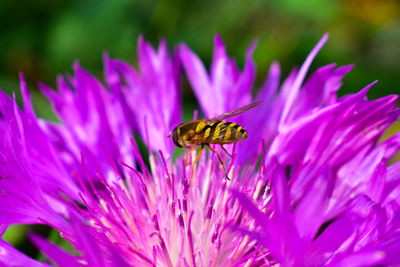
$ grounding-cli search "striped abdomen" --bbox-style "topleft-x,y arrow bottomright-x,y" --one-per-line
198,120 -> 248,144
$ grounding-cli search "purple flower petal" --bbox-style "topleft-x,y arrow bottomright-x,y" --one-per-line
279,33 -> 329,127
29,232 -> 83,267
1,34 -> 400,267
0,239 -> 50,267
328,249 -> 386,267
180,34 -> 255,118
293,168 -> 332,241
309,216 -> 354,265
105,37 -> 181,156
39,63 -> 135,183
179,43 -> 214,117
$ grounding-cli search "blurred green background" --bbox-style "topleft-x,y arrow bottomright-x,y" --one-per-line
1,0 -> 400,106
1,0 -> 400,260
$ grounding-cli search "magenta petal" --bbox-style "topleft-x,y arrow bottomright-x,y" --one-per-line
68,215 -> 107,267
138,35 -> 160,81
231,190 -> 271,232
103,56 -> 143,130
0,225 -> 6,236
382,161 -> 400,203
271,162 -> 291,217
29,232 -> 83,267
180,34 -> 256,119
310,216 -> 354,264
235,61 -> 281,164
19,73 -> 35,116
382,133 -> 400,159
290,64 -> 354,120
366,159 -> 387,203
230,190 -> 280,259
268,80 -> 395,167
279,33 -> 329,126
233,39 -> 256,109
271,163 -> 306,264
1,34 -> 400,266
328,249 -> 386,267
340,195 -> 388,252
293,169 -> 332,241
39,62 -> 136,182
375,232 -> 400,264
105,38 -> 181,156
210,34 -> 228,78
179,43 -> 213,117
312,217 -> 354,254
256,61 -> 281,104
0,239 -> 49,267
0,92 -> 75,227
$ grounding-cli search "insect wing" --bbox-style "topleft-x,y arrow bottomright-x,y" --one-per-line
207,101 -> 262,122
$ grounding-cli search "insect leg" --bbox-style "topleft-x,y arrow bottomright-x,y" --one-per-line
207,144 -> 230,180
184,146 -> 195,164
220,145 -> 232,157
193,145 -> 204,166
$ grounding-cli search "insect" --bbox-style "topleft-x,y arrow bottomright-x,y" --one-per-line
170,101 -> 262,179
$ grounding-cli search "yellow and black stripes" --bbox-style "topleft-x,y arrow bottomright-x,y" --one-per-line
202,121 -> 220,140
230,123 -> 247,140
201,121 -> 247,143
233,124 -> 247,139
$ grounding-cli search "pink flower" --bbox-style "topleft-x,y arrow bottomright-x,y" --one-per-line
0,34 -> 399,266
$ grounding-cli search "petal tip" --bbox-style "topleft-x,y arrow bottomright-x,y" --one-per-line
321,33 -> 329,43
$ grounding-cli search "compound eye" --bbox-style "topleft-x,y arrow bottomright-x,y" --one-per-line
172,127 -> 182,148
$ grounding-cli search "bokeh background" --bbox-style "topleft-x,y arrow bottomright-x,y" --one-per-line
1,0 -> 400,119
1,0 -> 400,260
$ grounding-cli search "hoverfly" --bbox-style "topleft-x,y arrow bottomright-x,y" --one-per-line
170,101 -> 262,179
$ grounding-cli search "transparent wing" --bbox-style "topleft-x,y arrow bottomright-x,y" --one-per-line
207,101 -> 262,122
